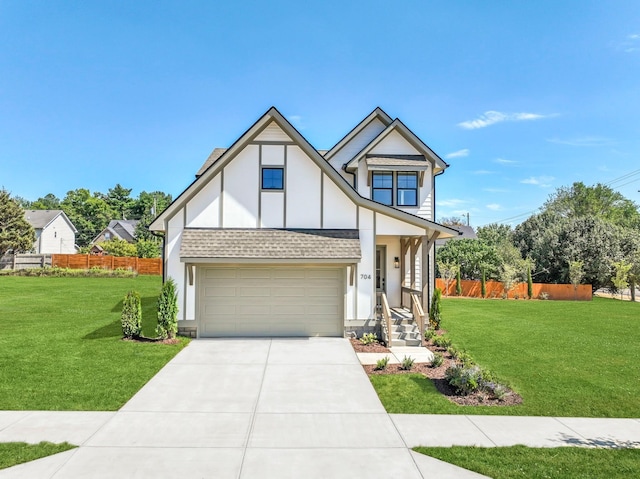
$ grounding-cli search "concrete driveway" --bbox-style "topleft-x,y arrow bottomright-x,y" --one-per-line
0,338 -> 483,478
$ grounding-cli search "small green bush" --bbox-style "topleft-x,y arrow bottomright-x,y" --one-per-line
429,288 -> 442,330
360,332 -> 378,345
157,278 -> 178,339
121,290 -> 142,339
424,329 -> 437,341
400,355 -> 415,371
430,352 -> 444,368
455,269 -> 462,296
375,356 -> 390,370
480,269 -> 486,298
445,364 -> 482,395
432,335 -> 452,349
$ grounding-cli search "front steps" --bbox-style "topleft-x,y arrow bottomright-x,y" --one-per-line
388,307 -> 422,347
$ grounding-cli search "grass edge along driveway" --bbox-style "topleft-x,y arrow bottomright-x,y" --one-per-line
0,276 -> 189,411
0,442 -> 76,470
370,297 -> 640,417
415,446 -> 640,479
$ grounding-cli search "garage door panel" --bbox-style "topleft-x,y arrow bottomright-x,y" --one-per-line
198,266 -> 343,337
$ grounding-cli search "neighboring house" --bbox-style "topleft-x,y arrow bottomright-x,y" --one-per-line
92,219 -> 140,245
435,224 -> 477,249
150,107 -> 459,338
24,210 -> 77,254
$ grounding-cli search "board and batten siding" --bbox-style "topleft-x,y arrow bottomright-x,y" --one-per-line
327,118 -> 387,185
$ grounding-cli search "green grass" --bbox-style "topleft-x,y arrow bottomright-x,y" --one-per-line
415,446 -> 640,479
0,442 -> 76,470
0,276 -> 188,410
371,297 -> 640,417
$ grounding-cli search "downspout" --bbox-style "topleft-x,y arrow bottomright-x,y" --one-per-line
342,163 -> 357,190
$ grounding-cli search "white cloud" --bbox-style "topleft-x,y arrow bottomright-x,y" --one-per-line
458,110 -> 553,129
521,176 -> 555,188
486,203 -> 502,211
473,170 -> 493,175
445,148 -> 470,159
547,136 -> 613,147
615,34 -> 640,53
494,158 -> 517,165
436,199 -> 467,207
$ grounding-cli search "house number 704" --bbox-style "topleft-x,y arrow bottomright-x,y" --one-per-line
360,274 -> 372,280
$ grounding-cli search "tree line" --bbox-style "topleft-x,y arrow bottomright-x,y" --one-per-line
437,182 -> 640,298
2,185 -> 172,258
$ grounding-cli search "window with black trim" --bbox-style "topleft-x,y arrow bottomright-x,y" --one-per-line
262,167 -> 284,190
397,172 -> 418,206
372,172 -> 393,205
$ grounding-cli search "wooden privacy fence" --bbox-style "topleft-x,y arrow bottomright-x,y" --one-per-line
436,278 -> 592,301
52,254 -> 162,275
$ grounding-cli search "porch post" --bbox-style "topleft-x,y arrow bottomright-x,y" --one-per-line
400,238 -> 409,307
422,232 -> 438,312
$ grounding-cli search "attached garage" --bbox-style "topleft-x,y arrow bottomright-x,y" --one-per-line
198,266 -> 344,337
179,228 -> 361,338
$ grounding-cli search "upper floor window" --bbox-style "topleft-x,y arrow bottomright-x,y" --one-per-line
262,167 -> 284,190
372,171 -> 418,207
372,172 -> 393,205
397,172 -> 418,206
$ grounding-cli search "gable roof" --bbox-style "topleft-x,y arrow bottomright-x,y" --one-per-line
196,148 -> 227,177
344,119 -> 449,173
24,210 -> 77,233
149,107 -> 459,239
323,107 -> 393,161
91,219 -> 139,244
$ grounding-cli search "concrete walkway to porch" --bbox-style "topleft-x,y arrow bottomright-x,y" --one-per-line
0,338 -> 639,478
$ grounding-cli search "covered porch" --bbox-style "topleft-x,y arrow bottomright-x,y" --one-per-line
375,233 -> 439,346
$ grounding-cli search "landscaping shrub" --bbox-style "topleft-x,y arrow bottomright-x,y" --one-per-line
527,264 -> 533,299
359,332 -> 378,345
400,355 -> 415,371
432,335 -> 452,349
121,290 -> 142,339
375,356 -> 390,370
424,329 -> 437,341
430,352 -> 444,368
455,269 -> 462,296
429,288 -> 442,330
445,364 -> 482,395
156,278 -> 178,339
481,270 -> 486,298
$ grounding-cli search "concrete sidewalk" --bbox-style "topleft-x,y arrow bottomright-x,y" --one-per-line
1,338 -> 639,478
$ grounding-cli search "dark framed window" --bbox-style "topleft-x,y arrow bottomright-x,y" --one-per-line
372,172 -> 393,205
397,172 -> 418,206
262,167 -> 284,190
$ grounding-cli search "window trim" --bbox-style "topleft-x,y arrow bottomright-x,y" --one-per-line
396,172 -> 418,207
371,171 -> 393,206
261,167 -> 285,191
370,171 -> 419,207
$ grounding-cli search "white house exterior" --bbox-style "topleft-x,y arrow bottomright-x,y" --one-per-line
24,210 -> 77,254
150,107 -> 459,338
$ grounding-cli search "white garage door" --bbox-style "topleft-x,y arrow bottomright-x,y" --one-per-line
198,266 -> 344,337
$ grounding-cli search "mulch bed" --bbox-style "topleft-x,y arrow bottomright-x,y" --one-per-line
353,332 -> 522,407
122,337 -> 181,345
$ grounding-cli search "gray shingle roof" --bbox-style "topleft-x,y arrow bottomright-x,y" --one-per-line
196,148 -> 227,177
107,220 -> 139,241
24,210 -> 69,229
180,228 -> 361,261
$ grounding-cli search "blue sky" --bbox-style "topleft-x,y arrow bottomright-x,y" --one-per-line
1,1 -> 639,226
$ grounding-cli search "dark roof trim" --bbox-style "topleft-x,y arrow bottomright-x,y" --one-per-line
324,107 -> 393,160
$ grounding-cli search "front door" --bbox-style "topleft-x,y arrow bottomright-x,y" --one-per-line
376,246 -> 386,294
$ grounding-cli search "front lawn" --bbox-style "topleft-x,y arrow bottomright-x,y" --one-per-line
415,446 -> 640,479
0,442 -> 76,470
370,297 -> 640,417
0,276 -> 188,410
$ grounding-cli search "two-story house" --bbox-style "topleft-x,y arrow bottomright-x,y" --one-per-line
150,107 -> 459,340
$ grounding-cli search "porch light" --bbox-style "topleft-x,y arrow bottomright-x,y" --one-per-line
394,257 -> 400,268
